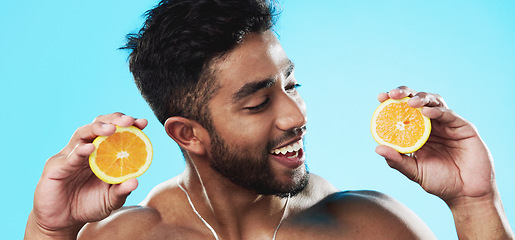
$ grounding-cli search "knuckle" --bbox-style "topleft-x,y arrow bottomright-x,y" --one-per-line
432,94 -> 447,107
435,94 -> 445,102
93,114 -> 106,123
416,92 -> 428,97
397,86 -> 416,96
112,112 -> 125,117
42,154 -> 65,173
47,153 -> 63,163
73,123 -> 93,136
93,112 -> 125,123
72,125 -> 86,138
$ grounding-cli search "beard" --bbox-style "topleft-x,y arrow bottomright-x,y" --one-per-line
208,127 -> 309,198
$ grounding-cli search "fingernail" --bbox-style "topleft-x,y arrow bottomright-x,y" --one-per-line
121,115 -> 134,122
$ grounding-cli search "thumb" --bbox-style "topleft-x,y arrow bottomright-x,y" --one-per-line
375,145 -> 420,183
109,178 -> 138,210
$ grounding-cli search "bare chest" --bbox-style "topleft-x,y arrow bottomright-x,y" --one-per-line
139,220 -> 400,240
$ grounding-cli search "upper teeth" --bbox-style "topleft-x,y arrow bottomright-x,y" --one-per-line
271,140 -> 303,155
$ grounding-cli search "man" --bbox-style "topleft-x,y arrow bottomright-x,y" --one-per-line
25,0 -> 513,239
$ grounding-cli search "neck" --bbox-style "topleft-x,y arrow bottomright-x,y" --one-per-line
179,158 -> 290,239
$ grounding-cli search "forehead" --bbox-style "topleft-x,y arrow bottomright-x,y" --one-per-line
210,31 -> 290,95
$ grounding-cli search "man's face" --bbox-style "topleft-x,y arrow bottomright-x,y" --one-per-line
206,31 -> 308,197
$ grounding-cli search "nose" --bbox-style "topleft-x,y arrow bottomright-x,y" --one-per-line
275,93 -> 307,131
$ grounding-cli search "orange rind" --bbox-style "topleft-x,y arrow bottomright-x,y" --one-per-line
89,126 -> 153,184
371,97 -> 431,154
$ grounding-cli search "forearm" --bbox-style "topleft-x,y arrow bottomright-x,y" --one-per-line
24,210 -> 83,240
448,191 -> 514,240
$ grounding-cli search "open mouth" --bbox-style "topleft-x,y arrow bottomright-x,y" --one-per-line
270,140 -> 304,158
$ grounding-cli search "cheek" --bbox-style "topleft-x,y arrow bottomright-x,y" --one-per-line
220,118 -> 273,149
233,122 -> 270,144
209,103 -> 274,148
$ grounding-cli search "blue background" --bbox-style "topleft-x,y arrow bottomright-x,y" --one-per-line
2,0 -> 514,239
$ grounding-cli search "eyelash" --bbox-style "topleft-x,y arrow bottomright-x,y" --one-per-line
245,84 -> 301,112
286,83 -> 302,92
245,97 -> 270,112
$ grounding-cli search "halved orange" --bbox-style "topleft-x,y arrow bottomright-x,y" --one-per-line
371,97 -> 431,154
89,126 -> 153,184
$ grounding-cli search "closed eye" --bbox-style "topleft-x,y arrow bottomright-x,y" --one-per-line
245,97 -> 270,112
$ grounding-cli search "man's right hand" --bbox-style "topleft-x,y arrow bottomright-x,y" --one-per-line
25,113 -> 148,240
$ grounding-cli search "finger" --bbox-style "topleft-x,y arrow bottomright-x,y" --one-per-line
43,143 -> 96,180
73,113 -> 141,143
377,92 -> 389,103
112,114 -> 137,128
94,113 -> 148,130
422,107 -> 472,130
109,178 -> 139,210
92,112 -> 126,124
408,92 -> 448,109
76,122 -> 117,142
375,145 -> 419,183
93,112 -> 136,128
378,86 -> 415,102
67,143 -> 95,167
388,86 -> 417,100
63,113 -> 145,155
133,118 -> 149,130
63,122 -> 116,155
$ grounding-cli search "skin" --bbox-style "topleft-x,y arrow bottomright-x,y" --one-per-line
25,31 -> 513,240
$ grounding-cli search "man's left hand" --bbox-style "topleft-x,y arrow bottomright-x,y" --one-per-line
375,86 -> 494,205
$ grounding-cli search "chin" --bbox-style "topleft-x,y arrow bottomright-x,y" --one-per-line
273,167 -> 310,198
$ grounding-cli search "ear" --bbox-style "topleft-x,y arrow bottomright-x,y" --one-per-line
164,116 -> 209,156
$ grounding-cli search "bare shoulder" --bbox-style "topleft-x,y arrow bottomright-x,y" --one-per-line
285,189 -> 436,239
78,178 -> 200,239
77,205 -> 162,239
337,190 -> 435,238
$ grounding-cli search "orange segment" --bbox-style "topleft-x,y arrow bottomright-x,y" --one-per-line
371,97 -> 431,153
89,126 -> 153,184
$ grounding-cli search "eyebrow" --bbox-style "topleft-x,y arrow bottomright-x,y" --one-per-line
231,60 -> 295,103
232,78 -> 276,103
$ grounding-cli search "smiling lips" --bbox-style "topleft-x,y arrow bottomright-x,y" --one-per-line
270,140 -> 303,157
269,140 -> 305,168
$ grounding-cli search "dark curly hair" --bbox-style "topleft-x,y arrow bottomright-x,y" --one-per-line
122,0 -> 278,129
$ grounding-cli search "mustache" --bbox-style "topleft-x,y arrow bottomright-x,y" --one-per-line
267,126 -> 307,151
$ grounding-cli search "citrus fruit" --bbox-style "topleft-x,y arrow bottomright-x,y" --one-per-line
89,126 -> 153,184
371,97 -> 431,154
